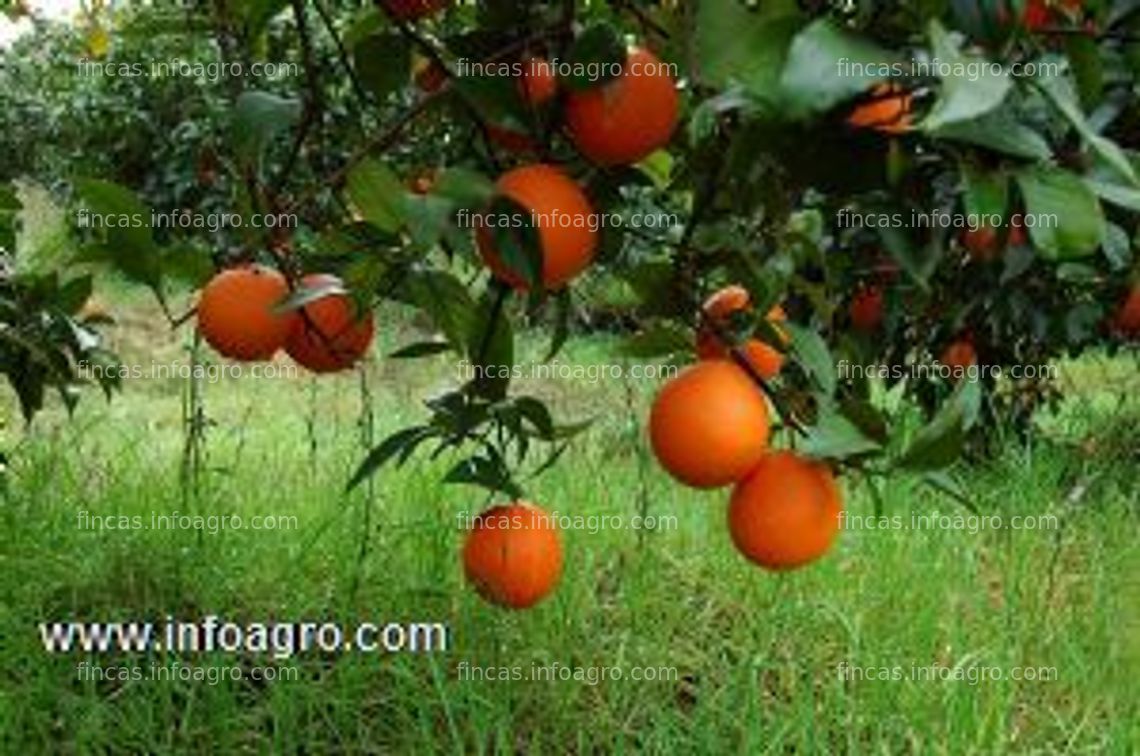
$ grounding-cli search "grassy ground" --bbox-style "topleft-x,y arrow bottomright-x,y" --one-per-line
0,299 -> 1137,753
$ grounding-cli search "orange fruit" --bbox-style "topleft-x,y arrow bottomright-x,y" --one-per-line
284,274 -> 375,373
197,265 -> 295,361
1114,285 -> 1140,336
1023,0 -> 1082,30
962,215 -> 1027,262
476,164 -> 598,290
382,0 -> 449,21
696,285 -> 787,380
850,286 -> 884,332
462,501 -> 563,609
485,123 -> 538,154
564,46 -> 679,166
1009,218 -> 1028,247
962,225 -> 1000,262
413,59 -> 447,94
409,170 -> 436,195
649,361 -> 771,489
732,338 -> 785,381
520,57 -> 557,105
941,339 -> 978,371
728,451 -> 842,570
701,284 -> 750,322
847,83 -> 913,134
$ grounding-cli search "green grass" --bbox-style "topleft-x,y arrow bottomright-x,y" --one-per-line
1,309 -> 1137,753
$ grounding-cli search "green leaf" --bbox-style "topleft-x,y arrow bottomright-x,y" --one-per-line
443,452 -> 522,498
433,168 -> 495,209
345,158 -> 407,234
346,425 -> 436,491
695,0 -> 803,109
929,108 -> 1052,161
451,74 -> 528,132
73,179 -> 162,289
353,32 -> 411,100
487,195 -> 542,289
513,396 -> 555,440
921,470 -> 976,512
56,275 -> 93,315
1085,179 -> 1140,212
1101,222 -> 1133,271
1015,166 -> 1105,260
898,379 -> 981,472
562,23 -> 626,91
636,150 -> 674,190
545,288 -> 572,361
1035,74 -> 1138,187
406,269 -> 477,350
232,90 -> 301,172
404,193 -> 455,251
876,224 -> 939,288
784,322 -> 836,396
960,163 -> 1009,221
235,0 -> 290,35
161,243 -> 215,287
779,18 -> 898,119
921,21 -> 1012,131
622,323 -> 690,358
465,285 -> 514,400
801,404 -> 882,460
1064,35 -> 1103,111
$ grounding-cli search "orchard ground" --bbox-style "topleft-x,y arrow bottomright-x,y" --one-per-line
1,285 -> 1137,752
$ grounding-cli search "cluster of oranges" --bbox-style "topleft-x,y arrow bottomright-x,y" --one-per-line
473,46 -> 679,291
651,285 -> 843,571
190,42 -> 680,612
196,266 -> 374,374
458,44 -> 680,609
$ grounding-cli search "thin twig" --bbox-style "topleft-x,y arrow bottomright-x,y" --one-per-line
313,0 -> 373,108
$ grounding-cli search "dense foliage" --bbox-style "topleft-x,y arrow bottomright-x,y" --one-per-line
2,0 -> 1139,501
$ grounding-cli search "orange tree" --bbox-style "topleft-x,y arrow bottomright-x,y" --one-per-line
4,0 -> 1140,592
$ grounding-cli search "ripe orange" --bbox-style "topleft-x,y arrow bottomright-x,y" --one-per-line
941,338 -> 978,371
564,46 -> 679,166
728,451 -> 842,570
462,501 -> 563,609
413,59 -> 447,94
847,83 -> 913,134
962,215 -> 1027,262
476,164 -> 598,290
649,361 -> 771,489
850,286 -> 884,332
520,57 -> 557,106
1023,0 -> 1082,30
284,274 -> 375,373
197,265 -> 295,361
1114,285 -> 1140,336
409,170 -> 436,195
485,123 -> 538,153
700,284 -> 750,322
695,285 -> 787,380
382,0 -> 449,21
